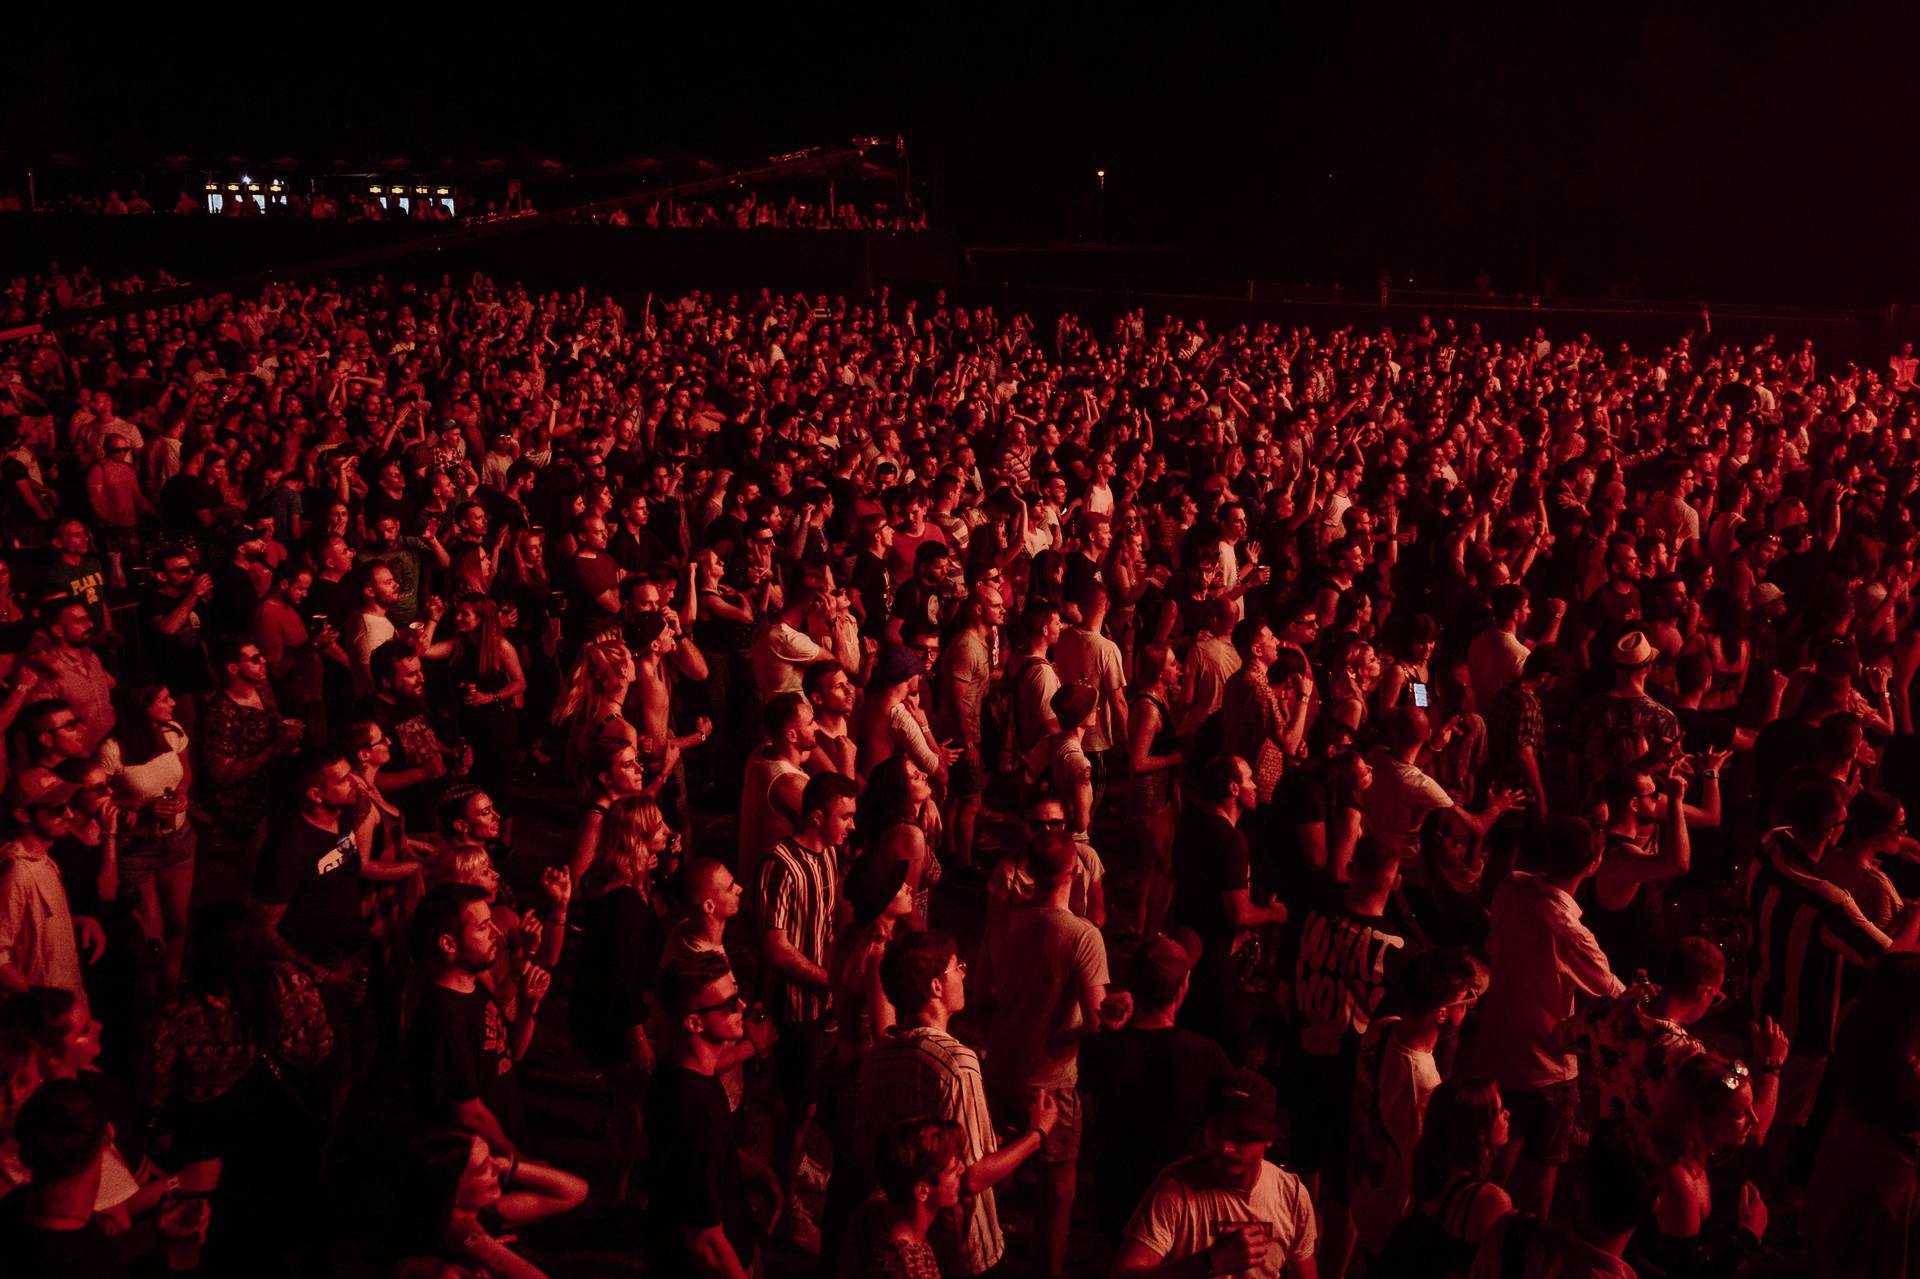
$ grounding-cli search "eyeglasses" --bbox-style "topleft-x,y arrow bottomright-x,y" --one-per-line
47,720 -> 81,733
944,959 -> 968,979
689,992 -> 746,1016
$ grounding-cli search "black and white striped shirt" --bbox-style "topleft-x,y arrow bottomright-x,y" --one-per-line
857,1025 -> 1004,1277
1748,827 -> 1890,1057
754,837 -> 838,1025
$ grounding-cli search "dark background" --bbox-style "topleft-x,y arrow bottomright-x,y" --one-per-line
8,9 -> 1920,305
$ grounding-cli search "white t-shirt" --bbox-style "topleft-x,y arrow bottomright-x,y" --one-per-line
1054,626 -> 1127,753
1349,1020 -> 1442,1254
1361,748 -> 1454,856
98,725 -> 191,834
1467,627 -> 1529,712
749,621 -> 824,699
348,609 -> 398,697
1123,1154 -> 1318,1278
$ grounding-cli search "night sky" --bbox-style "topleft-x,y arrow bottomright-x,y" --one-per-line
9,9 -> 1920,302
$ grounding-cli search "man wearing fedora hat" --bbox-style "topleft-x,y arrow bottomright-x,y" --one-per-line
1115,1067 -> 1320,1278
1570,630 -> 1682,790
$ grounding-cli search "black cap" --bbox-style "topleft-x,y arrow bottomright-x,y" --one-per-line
843,853 -> 910,927
1207,1068 -> 1282,1142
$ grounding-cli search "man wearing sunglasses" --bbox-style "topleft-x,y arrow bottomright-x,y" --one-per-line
0,780 -> 107,997
647,949 -> 778,1279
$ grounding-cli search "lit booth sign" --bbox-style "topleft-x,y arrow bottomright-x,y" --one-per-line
204,177 -> 285,214
367,183 -> 458,215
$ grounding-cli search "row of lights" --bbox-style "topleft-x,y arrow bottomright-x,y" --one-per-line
203,178 -> 284,193
196,180 -> 454,196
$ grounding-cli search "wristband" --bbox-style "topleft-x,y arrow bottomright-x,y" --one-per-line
1757,1059 -> 1784,1072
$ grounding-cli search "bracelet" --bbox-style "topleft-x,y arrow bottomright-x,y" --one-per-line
1703,771 -> 1719,779
1758,1059 -> 1785,1072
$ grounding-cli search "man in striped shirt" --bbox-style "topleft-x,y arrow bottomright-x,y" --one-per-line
858,930 -> 1059,1277
1748,780 -> 1920,1172
755,770 -> 858,1253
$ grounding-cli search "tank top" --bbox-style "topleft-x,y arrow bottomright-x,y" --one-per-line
738,751 -> 805,884
1127,694 -> 1177,818
1582,830 -> 1669,981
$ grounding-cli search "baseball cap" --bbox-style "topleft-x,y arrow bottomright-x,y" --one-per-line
1128,928 -> 1202,1010
871,643 -> 926,690
1207,1067 -> 1282,1142
1050,682 -> 1099,730
627,611 -> 668,652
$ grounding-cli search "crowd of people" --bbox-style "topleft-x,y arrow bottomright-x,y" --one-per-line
2,188 -> 924,233
0,267 -> 1916,1278
3,266 -> 188,326
5,191 -> 517,224
593,195 -> 926,233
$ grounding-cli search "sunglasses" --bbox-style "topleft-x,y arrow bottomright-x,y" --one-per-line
689,992 -> 745,1016
1028,817 -> 1068,832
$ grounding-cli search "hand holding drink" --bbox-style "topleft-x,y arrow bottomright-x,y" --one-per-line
1206,1220 -> 1272,1274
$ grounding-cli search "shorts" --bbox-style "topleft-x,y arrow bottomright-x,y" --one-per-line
119,824 -> 197,880
951,754 -> 984,801
1505,1080 -> 1579,1166
997,1084 -> 1081,1165
1036,1087 -> 1082,1165
1776,1054 -> 1827,1130
772,1016 -> 833,1111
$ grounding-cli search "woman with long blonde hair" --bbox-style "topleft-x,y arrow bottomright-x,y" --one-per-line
553,638 -> 639,782
570,795 -> 675,1198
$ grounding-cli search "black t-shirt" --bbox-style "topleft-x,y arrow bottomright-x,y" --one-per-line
1265,767 -> 1330,896
307,574 -> 355,628
1079,1025 -> 1233,1235
352,693 -> 451,827
569,886 -> 665,1067
646,1064 -> 755,1272
890,578 -> 944,635
1675,706 -> 1738,756
1168,807 -> 1250,963
407,982 -> 524,1143
1751,717 -> 1820,814
1284,888 -> 1409,1065
0,1189 -> 128,1279
135,589 -> 214,692
850,551 -> 892,637
608,526 -> 668,576
1062,551 -> 1105,606
567,551 -> 621,622
160,471 -> 221,530
252,814 -> 368,966
44,554 -> 109,628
